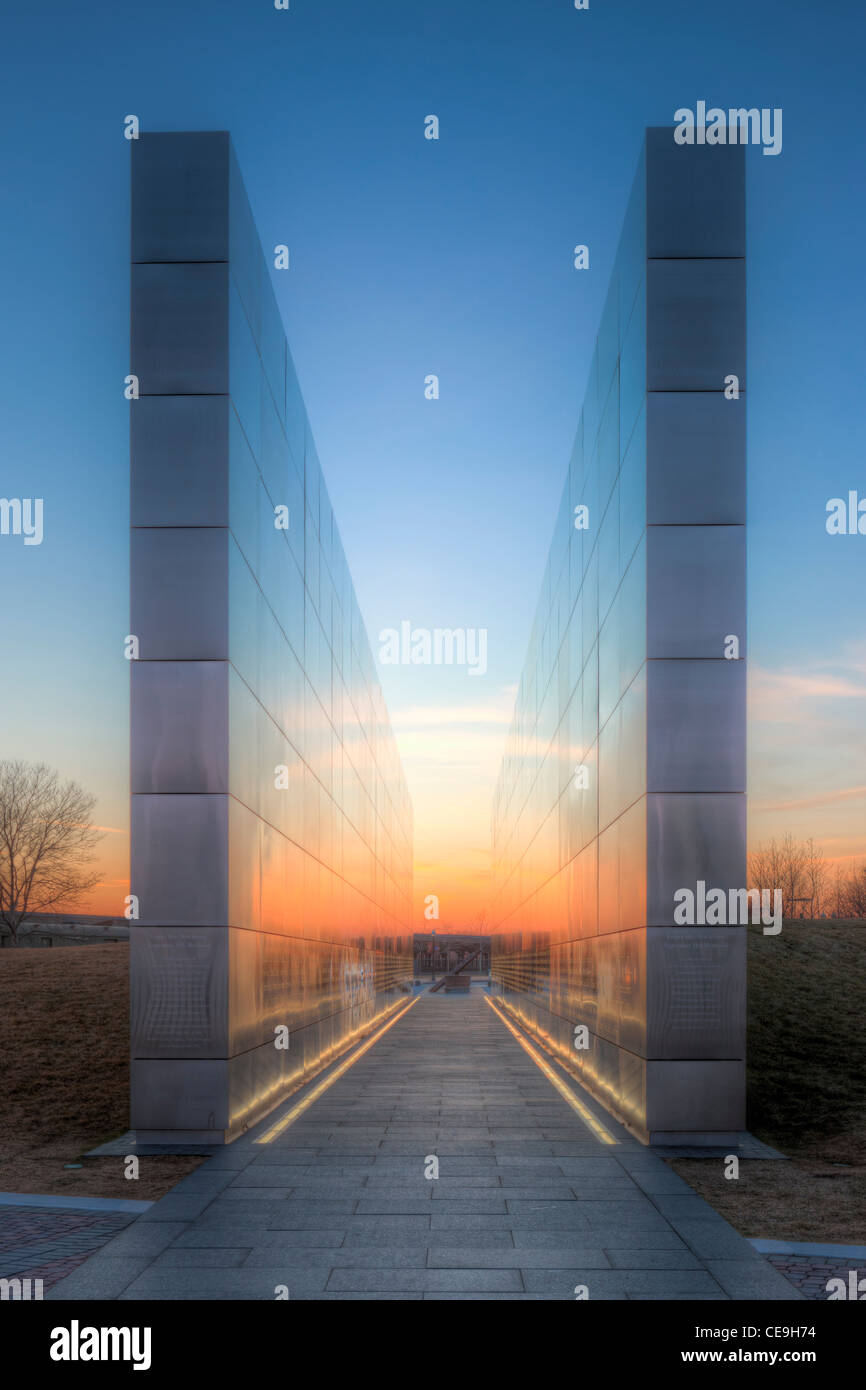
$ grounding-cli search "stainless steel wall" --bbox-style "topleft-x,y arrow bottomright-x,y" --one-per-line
490,128 -> 746,1144
129,132 -> 413,1143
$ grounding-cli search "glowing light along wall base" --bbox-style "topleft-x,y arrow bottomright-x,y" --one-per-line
128,132 -> 413,1144
490,127 -> 747,1145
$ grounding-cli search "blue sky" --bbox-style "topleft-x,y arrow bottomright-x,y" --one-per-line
1,0 -> 864,921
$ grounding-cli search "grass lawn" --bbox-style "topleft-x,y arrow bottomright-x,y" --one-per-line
0,944 -> 200,1201
671,921 -> 866,1243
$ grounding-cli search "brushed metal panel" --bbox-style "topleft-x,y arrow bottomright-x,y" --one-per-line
597,276 -> 619,413
130,926 -> 228,1057
131,262 -> 229,395
613,1044 -> 646,1133
646,926 -> 746,1059
581,552 -> 599,660
260,283 -> 287,420
598,564 -> 647,739
620,274 -> 646,456
228,142 -> 264,347
228,795 -> 261,933
131,1058 -> 229,1133
132,794 -> 229,927
256,481 -> 284,634
228,538 -> 259,688
582,351 -> 600,457
646,259 -> 746,392
567,839 -> 598,941
647,392 -> 745,524
619,409 -> 647,570
646,792 -> 746,927
260,818 -> 291,934
228,280 -> 263,461
228,408 -> 260,577
646,1059 -> 745,1131
598,797 -> 647,940
571,731 -> 598,858
598,680 -> 646,834
597,481 -> 620,624
131,660 -> 228,794
617,142 -> 646,344
227,1036 -> 298,1137
131,527 -> 229,660
617,796 -> 647,936
646,525 -> 746,659
597,818 -> 620,938
260,384 -> 292,516
594,929 -> 646,1055
228,924 -> 267,1056
599,365 -> 621,517
132,131 -> 229,263
131,395 -> 229,527
618,545 -> 647,696
645,126 -> 745,259
592,1031 -> 645,1133
647,659 -> 746,792
598,590 -> 620,735
227,666 -> 261,815
285,358 -> 307,479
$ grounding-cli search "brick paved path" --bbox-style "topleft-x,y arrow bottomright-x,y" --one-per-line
0,1205 -> 134,1291
766,1254 -> 862,1300
48,991 -> 803,1301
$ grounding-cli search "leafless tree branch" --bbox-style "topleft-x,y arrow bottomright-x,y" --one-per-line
0,760 -> 104,944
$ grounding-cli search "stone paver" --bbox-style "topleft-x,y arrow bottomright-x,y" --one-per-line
47,991 -> 803,1302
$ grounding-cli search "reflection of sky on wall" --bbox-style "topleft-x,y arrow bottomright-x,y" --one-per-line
0,0 -> 864,923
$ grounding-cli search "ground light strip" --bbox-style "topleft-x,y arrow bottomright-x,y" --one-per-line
484,995 -> 615,1145
255,996 -> 420,1144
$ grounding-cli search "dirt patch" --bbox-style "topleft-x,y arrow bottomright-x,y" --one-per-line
670,1157 -> 866,1245
0,944 -> 200,1200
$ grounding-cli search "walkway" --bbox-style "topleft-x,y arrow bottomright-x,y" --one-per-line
47,990 -> 802,1301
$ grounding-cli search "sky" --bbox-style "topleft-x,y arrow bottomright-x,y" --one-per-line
0,0 -> 864,925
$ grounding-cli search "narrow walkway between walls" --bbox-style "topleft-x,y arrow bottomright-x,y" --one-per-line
48,990 -> 802,1301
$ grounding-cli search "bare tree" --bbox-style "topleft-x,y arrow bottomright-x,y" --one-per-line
802,837 -> 827,919
0,760 -> 103,945
749,837 -> 788,910
778,833 -> 809,917
750,835 -> 866,920
750,834 -> 828,919
749,840 -> 779,895
842,861 -> 866,919
831,863 -> 846,918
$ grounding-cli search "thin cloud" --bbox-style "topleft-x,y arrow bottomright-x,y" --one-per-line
750,661 -> 866,725
754,785 -> 866,813
390,704 -> 514,728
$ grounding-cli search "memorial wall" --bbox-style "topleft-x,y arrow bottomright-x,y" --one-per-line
129,133 -> 413,1143
490,128 -> 747,1144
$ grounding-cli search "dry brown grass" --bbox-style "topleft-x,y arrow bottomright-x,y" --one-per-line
0,944 -> 199,1199
671,1158 -> 865,1244
671,921 -> 866,1243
